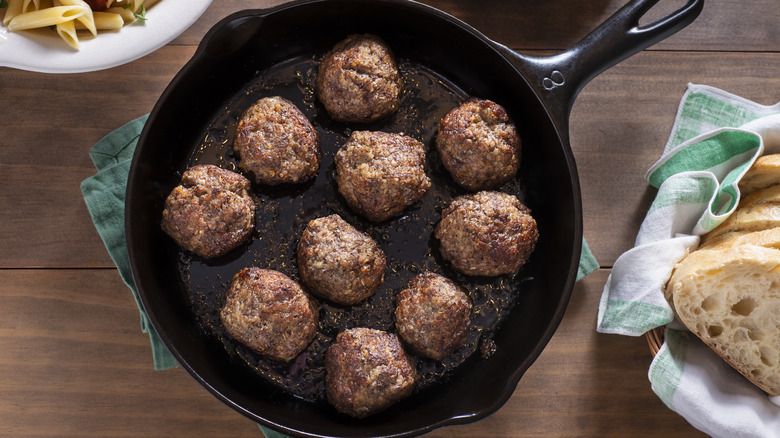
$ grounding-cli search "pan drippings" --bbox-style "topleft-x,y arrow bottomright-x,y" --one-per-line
177,55 -> 534,403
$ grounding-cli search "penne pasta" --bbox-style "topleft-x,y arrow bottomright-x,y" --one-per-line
55,0 -> 96,36
105,5 -> 134,23
74,10 -> 123,30
3,0 -> 24,26
21,0 -> 40,13
7,6 -> 87,31
1,0 -> 162,50
55,18 -> 79,49
129,0 -> 143,13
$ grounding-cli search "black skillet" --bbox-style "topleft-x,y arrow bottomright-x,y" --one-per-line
125,0 -> 703,436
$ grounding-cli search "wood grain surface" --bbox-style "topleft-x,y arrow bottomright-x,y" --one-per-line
1,0 -> 777,436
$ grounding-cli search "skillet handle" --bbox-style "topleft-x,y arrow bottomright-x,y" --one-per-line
502,0 -> 704,141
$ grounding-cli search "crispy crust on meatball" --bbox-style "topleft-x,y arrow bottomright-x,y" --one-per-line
161,165 -> 255,259
325,327 -> 417,418
434,191 -> 538,276
335,131 -> 431,222
234,96 -> 320,185
297,214 -> 386,305
395,272 -> 472,360
220,267 -> 319,362
316,34 -> 402,123
436,98 -> 520,191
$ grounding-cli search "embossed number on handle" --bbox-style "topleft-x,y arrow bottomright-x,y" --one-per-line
542,70 -> 565,90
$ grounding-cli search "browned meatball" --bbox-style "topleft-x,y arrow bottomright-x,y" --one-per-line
335,131 -> 431,222
233,96 -> 320,185
325,327 -> 417,418
297,214 -> 386,305
434,191 -> 538,276
316,34 -> 402,123
161,164 -> 255,259
436,98 -> 520,191
219,267 -> 319,362
395,272 -> 472,360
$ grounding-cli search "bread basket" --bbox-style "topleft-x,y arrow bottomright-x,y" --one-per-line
646,327 -> 665,356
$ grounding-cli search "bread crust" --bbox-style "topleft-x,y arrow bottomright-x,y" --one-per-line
699,227 -> 780,251
739,155 -> 780,196
738,183 -> 780,207
701,182 -> 780,246
701,202 -> 780,242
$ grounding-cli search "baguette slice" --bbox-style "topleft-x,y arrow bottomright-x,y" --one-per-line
667,244 -> 780,396
701,184 -> 780,246
703,203 -> 780,241
739,184 -> 780,207
739,155 -> 780,196
700,227 -> 780,251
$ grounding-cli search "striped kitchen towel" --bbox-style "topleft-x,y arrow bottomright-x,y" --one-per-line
596,83 -> 780,438
597,84 -> 780,336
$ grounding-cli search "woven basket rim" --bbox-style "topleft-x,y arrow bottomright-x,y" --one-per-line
646,326 -> 665,356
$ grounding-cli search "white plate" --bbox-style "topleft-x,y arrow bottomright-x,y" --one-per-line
0,0 -> 213,74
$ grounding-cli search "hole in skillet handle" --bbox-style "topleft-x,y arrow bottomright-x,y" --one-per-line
637,0 -> 699,27
494,0 -> 704,141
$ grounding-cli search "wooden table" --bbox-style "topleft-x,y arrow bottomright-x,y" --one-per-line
1,1 -> 777,436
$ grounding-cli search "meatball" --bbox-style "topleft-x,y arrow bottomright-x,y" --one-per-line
436,98 -> 520,191
434,191 -> 538,276
395,272 -> 472,360
335,131 -> 431,222
297,214 -> 386,305
325,327 -> 417,418
233,96 -> 320,185
161,164 -> 255,259
316,34 -> 402,123
219,267 -> 319,362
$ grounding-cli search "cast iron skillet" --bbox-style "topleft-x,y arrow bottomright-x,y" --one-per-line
126,0 -> 703,436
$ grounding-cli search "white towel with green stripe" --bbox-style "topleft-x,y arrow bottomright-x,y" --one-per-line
596,83 -> 780,438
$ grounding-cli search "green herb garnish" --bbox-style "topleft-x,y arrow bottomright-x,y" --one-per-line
134,4 -> 147,21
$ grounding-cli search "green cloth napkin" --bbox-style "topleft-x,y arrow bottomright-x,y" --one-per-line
80,113 -> 178,370
81,114 -> 599,437
577,239 -> 598,282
